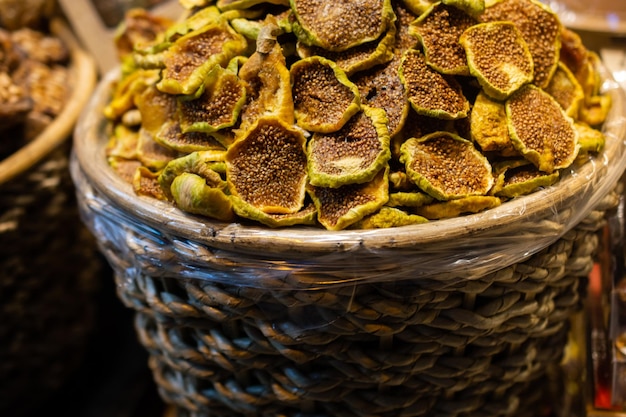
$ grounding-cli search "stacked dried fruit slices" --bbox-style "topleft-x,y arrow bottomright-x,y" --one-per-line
104,0 -> 611,230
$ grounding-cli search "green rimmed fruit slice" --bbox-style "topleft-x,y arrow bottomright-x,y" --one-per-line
353,54 -> 409,138
238,28 -> 295,130
387,191 -> 435,208
399,49 -> 470,120
158,150 -> 228,200
506,84 -> 579,173
480,0 -> 562,89
157,21 -> 248,96
307,105 -> 391,188
290,0 -> 395,52
170,172 -> 235,221
352,206 -> 429,229
133,166 -> 168,200
178,64 -> 247,134
411,2 -> 477,75
136,128 -> 179,171
400,131 -> 494,200
490,159 -> 559,198
460,21 -> 534,100
217,0 -> 290,11
296,21 -> 396,76
155,121 -> 228,153
308,166 -> 389,230
290,55 -> 361,132
231,198 -> 317,227
414,195 -> 501,219
545,61 -> 584,118
470,91 -> 517,156
575,122 -> 605,155
226,117 -> 308,214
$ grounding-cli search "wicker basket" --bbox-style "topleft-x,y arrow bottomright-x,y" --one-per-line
71,65 -> 626,417
0,18 -> 100,417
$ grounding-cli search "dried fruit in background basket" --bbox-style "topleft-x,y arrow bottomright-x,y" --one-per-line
0,6 -> 71,158
103,0 -> 613,230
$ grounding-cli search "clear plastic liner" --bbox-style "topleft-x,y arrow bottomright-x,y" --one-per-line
71,68 -> 626,290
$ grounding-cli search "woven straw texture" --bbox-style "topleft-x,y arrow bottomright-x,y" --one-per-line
0,19 -> 99,417
72,66 -> 626,416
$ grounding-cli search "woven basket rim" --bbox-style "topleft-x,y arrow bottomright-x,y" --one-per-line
73,66 -> 626,257
0,18 -> 97,185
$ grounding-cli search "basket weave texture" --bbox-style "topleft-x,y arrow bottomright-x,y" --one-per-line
71,68 -> 626,416
0,19 -> 99,417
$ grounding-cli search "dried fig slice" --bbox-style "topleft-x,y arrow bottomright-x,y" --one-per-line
106,124 -> 139,160
114,8 -> 174,58
170,172 -> 235,221
480,0 -> 561,89
490,160 -> 559,198
353,54 -> 408,138
400,131 -> 494,200
290,55 -> 361,132
296,22 -> 396,76
506,84 -> 579,173
157,21 -> 248,96
460,21 -> 534,100
414,195 -> 501,219
442,0 -> 485,16
307,106 -> 391,188
308,166 -> 389,230
290,0 -> 394,52
226,117 -> 308,214
545,61 -> 584,118
387,191 -> 435,208
158,150 -> 228,200
238,27 -> 294,130
156,121 -> 228,153
104,69 -> 159,121
411,2 -> 476,75
178,64 -> 247,133
134,83 -> 177,135
133,166 -> 168,200
399,49 -> 469,120
230,199 -> 317,227
136,128 -> 179,171
575,122 -> 605,154
353,206 -> 428,229
217,0 -> 289,11
469,91 -> 517,156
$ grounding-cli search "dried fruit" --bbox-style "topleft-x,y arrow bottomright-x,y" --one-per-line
460,21 -> 533,100
308,167 -> 389,230
103,0 -> 611,230
178,64 -> 247,133
158,150 -> 227,200
400,131 -> 494,200
470,91 -> 516,156
480,0 -> 561,88
226,117 -> 308,214
545,61 -> 584,118
157,21 -> 248,95
490,160 -> 559,198
291,55 -> 361,132
290,0 -> 394,52
411,3 -> 476,75
399,49 -> 469,120
170,172 -> 235,221
354,206 -> 428,228
506,84 -> 579,173
307,105 -> 390,188
414,195 -> 501,219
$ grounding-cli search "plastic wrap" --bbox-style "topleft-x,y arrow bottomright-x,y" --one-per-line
71,67 -> 626,290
